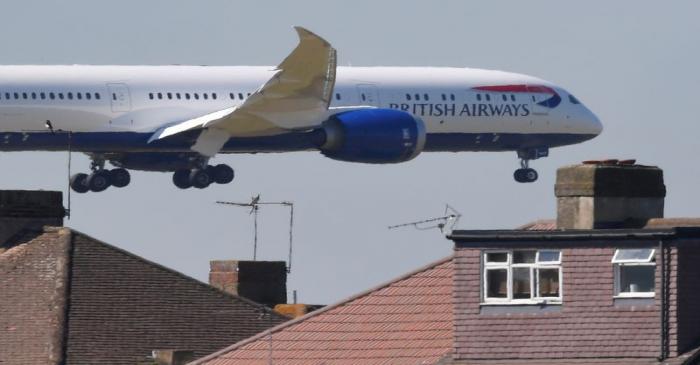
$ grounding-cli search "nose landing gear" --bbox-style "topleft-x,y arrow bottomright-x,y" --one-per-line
172,164 -> 235,189
513,147 -> 548,183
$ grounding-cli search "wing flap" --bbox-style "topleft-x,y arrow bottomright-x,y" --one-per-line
149,26 -> 337,153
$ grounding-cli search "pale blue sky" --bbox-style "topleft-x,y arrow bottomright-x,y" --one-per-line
0,0 -> 698,304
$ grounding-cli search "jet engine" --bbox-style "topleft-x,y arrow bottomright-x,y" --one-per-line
318,109 -> 426,164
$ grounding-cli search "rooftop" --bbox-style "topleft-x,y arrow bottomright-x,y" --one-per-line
191,256 -> 454,365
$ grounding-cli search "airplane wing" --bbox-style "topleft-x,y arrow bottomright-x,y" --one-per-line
149,26 -> 337,157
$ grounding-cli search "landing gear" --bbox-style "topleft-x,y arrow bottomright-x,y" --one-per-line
172,164 -> 235,190
513,148 -> 548,183
69,157 -> 132,193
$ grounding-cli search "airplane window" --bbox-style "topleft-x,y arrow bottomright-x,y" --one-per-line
167,92 -> 172,100
476,94 -> 481,101
203,93 -> 208,100
194,93 -> 199,100
212,93 -> 217,100
415,94 -> 420,100
22,93 -> 27,99
86,93 -> 91,100
485,94 -> 491,101
157,93 -> 163,100
532,96 -> 536,102
185,93 -> 191,100
13,93 -> 18,99
95,93 -> 100,100
335,93 -> 341,100
68,92 -> 73,100
40,92 -> 46,100
406,94 -> 411,101
424,94 -> 429,101
31,92 -> 36,100
441,94 -> 446,101
238,93 -> 244,99
511,94 -> 515,101
49,92 -> 55,100
450,94 -> 455,101
59,93 -> 64,100
77,93 -> 82,100
247,93 -> 251,96
568,94 -> 581,104
4,93 -> 9,100
229,93 -> 234,100
502,94 -> 507,101
176,93 -> 181,99
361,93 -> 366,101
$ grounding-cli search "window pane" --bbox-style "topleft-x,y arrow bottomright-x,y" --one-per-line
614,248 -> 654,262
513,251 -> 535,264
486,252 -> 507,263
513,268 -> 531,299
486,269 -> 507,298
538,268 -> 560,297
538,251 -> 561,263
620,266 -> 655,293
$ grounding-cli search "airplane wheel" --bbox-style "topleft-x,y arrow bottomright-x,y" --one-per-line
110,168 -> 131,188
173,169 -> 192,189
524,168 -> 538,182
514,168 -> 538,183
87,170 -> 111,192
189,169 -> 211,189
212,164 -> 234,184
70,173 -> 89,193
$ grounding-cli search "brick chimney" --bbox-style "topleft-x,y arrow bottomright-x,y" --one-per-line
209,260 -> 287,307
0,190 -> 65,244
555,161 -> 666,229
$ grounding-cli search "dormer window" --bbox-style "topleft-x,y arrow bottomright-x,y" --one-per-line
612,248 -> 655,297
483,250 -> 562,304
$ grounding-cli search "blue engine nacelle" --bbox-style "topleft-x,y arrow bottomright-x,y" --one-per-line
319,109 -> 427,163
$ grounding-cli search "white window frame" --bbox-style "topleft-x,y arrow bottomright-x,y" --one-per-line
612,248 -> 656,298
482,250 -> 563,305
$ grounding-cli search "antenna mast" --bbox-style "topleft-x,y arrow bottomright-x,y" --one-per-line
216,195 -> 295,273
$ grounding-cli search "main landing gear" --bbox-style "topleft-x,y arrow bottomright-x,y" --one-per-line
70,158 -> 131,193
513,147 -> 548,183
172,164 -> 234,189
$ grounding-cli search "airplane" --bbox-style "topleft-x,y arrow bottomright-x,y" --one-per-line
0,27 -> 601,193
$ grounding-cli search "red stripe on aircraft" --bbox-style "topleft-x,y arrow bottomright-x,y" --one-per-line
473,84 -> 556,95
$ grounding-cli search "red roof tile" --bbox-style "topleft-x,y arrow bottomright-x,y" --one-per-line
192,257 -> 454,365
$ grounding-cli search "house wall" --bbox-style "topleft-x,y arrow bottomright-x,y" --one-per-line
454,242 -> 678,361
676,242 -> 700,353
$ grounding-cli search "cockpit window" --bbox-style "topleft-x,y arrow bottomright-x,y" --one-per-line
568,94 -> 581,104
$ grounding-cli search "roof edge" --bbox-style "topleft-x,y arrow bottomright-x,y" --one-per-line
449,227 -> 700,243
188,254 -> 454,365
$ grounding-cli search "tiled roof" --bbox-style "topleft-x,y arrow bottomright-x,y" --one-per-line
0,228 -> 70,365
191,256 -> 454,365
517,218 -> 700,231
0,227 -> 288,365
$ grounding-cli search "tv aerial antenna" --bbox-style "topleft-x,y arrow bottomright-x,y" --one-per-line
388,204 -> 462,235
216,194 -> 295,273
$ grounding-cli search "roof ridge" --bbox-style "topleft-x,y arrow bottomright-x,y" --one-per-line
65,227 -> 286,320
188,254 -> 454,365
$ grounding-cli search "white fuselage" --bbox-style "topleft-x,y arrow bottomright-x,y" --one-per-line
0,65 -> 601,153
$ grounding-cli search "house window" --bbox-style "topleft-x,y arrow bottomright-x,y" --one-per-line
612,248 -> 655,297
483,250 -> 562,303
